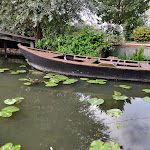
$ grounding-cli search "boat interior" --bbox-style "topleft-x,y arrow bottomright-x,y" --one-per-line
27,46 -> 150,70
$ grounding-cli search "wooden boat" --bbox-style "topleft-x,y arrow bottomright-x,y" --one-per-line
18,44 -> 150,82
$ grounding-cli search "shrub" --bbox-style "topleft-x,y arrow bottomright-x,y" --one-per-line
133,27 -> 150,42
36,28 -> 118,57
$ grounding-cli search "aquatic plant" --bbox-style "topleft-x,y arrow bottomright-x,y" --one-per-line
0,106 -> 20,117
0,68 -> 10,73
112,91 -> 128,100
19,78 -> 39,86
89,98 -> 104,105
55,75 -> 69,81
63,79 -> 78,84
114,85 -> 132,89
89,139 -> 121,150
0,143 -> 21,150
87,79 -> 107,84
11,70 -> 26,74
4,97 -> 24,105
45,82 -> 58,87
142,89 -> 150,94
80,78 -> 89,80
107,109 -> 122,118
143,97 -> 150,102
116,123 -> 124,127
19,65 -> 26,68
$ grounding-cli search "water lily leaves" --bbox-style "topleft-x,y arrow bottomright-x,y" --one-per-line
63,79 -> 78,84
142,89 -> 150,93
43,73 -> 55,79
116,123 -> 124,127
89,98 -> 104,105
0,106 -> 20,117
0,68 -> 10,73
87,80 -> 100,84
18,78 -> 28,81
87,79 -> 106,84
4,97 -> 24,105
24,82 -> 32,86
114,85 -> 132,89
45,82 -> 58,87
143,97 -> 150,102
107,109 -> 122,118
54,75 -> 68,81
50,78 -> 60,83
11,70 -> 26,74
112,91 -> 128,100
0,143 -> 21,150
31,71 -> 44,74
80,78 -> 89,80
89,140 -> 121,150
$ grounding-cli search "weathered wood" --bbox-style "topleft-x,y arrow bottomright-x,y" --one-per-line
4,40 -> 7,58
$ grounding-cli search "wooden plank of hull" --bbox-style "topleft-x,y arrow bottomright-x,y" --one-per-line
18,44 -> 150,82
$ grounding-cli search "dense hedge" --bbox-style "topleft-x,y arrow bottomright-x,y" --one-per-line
133,27 -> 150,42
36,28 -> 118,57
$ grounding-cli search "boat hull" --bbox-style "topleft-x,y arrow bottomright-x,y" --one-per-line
18,45 -> 150,82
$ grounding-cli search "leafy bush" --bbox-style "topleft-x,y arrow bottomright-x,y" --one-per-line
133,27 -> 150,42
36,28 -> 118,57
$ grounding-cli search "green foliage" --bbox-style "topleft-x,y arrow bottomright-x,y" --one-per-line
143,97 -> 150,102
114,85 -> 132,89
118,46 -> 147,61
112,91 -> 128,101
133,27 -> 150,42
142,89 -> 150,93
4,97 -> 24,105
36,28 -> 117,57
116,123 -> 124,127
89,139 -> 121,150
0,143 -> 21,150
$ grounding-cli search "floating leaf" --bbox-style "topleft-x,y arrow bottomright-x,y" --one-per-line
11,71 -> 19,74
4,97 -> 24,105
87,80 -> 99,84
0,111 -> 12,117
24,82 -> 32,86
17,70 -> 26,73
98,81 -> 106,85
46,73 -> 55,76
18,78 -> 28,81
89,98 -> 104,105
2,106 -> 20,112
0,143 -> 21,150
114,85 -> 132,89
143,97 -> 150,102
96,79 -> 107,82
55,75 -> 68,81
0,68 -> 10,73
80,78 -> 89,80
116,123 -> 124,127
114,91 -> 121,96
43,75 -> 52,79
142,89 -> 150,93
50,78 -> 60,83
89,140 -> 121,150
63,79 -> 78,84
31,71 -> 44,74
19,65 -> 26,68
45,82 -> 58,87
107,109 -> 122,118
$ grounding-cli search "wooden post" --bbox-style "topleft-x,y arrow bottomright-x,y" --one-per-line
30,41 -> 34,48
4,40 -> 7,58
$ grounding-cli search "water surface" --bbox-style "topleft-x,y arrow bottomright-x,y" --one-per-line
0,58 -> 150,150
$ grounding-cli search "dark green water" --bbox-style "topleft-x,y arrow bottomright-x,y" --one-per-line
0,58 -> 150,150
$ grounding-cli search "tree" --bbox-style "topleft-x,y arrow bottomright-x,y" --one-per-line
97,0 -> 150,25
0,0 -> 85,40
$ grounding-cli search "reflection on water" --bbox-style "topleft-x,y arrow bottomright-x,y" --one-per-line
0,58 -> 150,150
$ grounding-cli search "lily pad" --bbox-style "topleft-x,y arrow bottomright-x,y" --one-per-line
112,91 -> 128,100
50,78 -> 60,83
4,97 -> 24,105
18,78 -> 28,81
98,81 -> 107,85
0,68 -> 10,73
143,96 -> 150,102
116,123 -> 124,127
11,71 -> 19,74
80,78 -> 89,80
24,82 -> 32,86
0,143 -> 21,150
96,79 -> 107,82
45,82 -> 58,87
2,106 -> 20,112
114,85 -> 132,89
89,140 -> 121,150
43,75 -> 52,79
63,79 -> 78,84
87,80 -> 100,84
89,98 -> 104,105
107,109 -> 122,118
46,73 -> 55,76
31,71 -> 44,74
55,75 -> 68,81
142,89 -> 150,93
17,70 -> 27,73
0,111 -> 12,117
